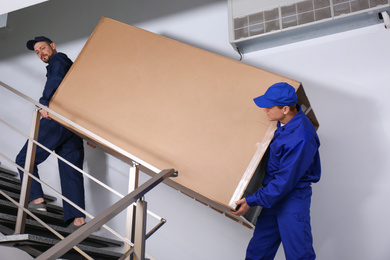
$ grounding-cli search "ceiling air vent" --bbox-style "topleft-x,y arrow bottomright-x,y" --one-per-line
228,0 -> 390,53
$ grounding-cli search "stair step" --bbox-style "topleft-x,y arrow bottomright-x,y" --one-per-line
0,190 -> 24,201
0,166 -> 18,177
0,179 -> 57,203
0,234 -> 123,260
0,212 -> 123,248
0,199 -> 65,226
0,164 -> 57,203
0,171 -> 20,185
0,164 -> 126,259
0,190 -> 59,210
0,179 -> 24,193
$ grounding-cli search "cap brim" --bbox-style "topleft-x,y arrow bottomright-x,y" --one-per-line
253,96 -> 277,108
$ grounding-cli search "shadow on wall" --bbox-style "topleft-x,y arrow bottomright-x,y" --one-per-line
83,143 -> 111,215
309,83 -> 390,258
0,0 -> 225,60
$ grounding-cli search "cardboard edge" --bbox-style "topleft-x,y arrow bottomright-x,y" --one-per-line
137,165 -> 255,229
228,123 -> 276,210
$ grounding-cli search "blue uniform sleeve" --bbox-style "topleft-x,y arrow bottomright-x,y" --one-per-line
39,54 -> 72,106
246,137 -> 318,208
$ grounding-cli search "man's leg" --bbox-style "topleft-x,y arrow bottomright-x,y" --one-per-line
278,187 -> 315,260
15,119 -> 59,202
278,213 -> 316,260
246,210 -> 281,260
56,133 -> 85,224
15,119 -> 79,204
16,142 -> 46,202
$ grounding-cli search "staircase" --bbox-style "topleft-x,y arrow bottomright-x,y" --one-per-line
0,164 -> 124,260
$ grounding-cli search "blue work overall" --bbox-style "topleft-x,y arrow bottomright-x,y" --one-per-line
16,118 -> 85,223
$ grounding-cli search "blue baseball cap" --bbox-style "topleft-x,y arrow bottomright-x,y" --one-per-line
253,82 -> 297,108
26,36 -> 53,51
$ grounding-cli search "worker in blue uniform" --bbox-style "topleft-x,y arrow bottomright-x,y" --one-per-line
232,82 -> 321,260
15,36 -> 86,230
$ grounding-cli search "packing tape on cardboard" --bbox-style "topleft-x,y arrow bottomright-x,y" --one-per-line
228,123 -> 276,209
300,104 -> 312,115
304,106 -> 312,115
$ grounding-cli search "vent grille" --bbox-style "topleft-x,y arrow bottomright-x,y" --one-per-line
233,0 -> 390,40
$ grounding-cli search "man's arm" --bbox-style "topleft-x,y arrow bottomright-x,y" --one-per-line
39,54 -> 72,118
245,138 -> 318,209
231,139 -> 315,216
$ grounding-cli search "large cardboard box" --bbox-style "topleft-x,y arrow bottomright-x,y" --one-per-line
50,17 -> 318,225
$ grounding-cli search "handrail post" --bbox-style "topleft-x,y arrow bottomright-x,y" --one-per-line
134,197 -> 147,260
124,162 -> 139,260
14,108 -> 40,234
35,168 -> 175,260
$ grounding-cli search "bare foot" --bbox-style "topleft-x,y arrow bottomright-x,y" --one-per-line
33,198 -> 45,204
73,217 -> 86,226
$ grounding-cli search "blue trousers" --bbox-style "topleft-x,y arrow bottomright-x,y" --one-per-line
246,187 -> 316,260
16,118 -> 85,224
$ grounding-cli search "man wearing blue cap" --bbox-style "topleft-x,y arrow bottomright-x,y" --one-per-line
15,36 -> 86,230
232,82 -> 321,260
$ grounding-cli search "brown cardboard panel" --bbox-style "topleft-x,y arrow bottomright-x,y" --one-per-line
49,17 -> 317,217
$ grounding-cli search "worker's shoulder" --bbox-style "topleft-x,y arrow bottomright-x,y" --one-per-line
292,114 -> 318,141
50,52 -> 73,65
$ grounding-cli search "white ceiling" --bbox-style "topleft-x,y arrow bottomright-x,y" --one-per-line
0,0 -> 48,16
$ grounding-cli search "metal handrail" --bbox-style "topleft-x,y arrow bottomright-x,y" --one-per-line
36,168 -> 174,260
0,149 -> 132,246
0,115 -> 164,221
0,80 -> 161,174
0,80 -> 164,219
0,80 -> 165,220
0,81 -> 170,259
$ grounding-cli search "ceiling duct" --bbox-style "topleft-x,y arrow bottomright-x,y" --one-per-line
228,0 -> 390,53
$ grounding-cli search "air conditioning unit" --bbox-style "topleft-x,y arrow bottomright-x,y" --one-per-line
228,0 -> 390,53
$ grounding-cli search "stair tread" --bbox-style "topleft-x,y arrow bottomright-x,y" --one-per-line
0,179 -> 24,193
0,199 -> 67,228
0,166 -> 18,177
0,165 -> 125,259
0,199 -> 63,219
0,212 -> 123,248
0,171 -> 20,185
0,234 -> 123,259
0,190 -> 61,212
0,179 -> 57,203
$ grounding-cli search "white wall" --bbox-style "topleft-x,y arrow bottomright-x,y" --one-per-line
0,0 -> 390,259
243,25 -> 390,260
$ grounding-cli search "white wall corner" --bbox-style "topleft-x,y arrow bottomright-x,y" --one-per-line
0,13 -> 7,28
